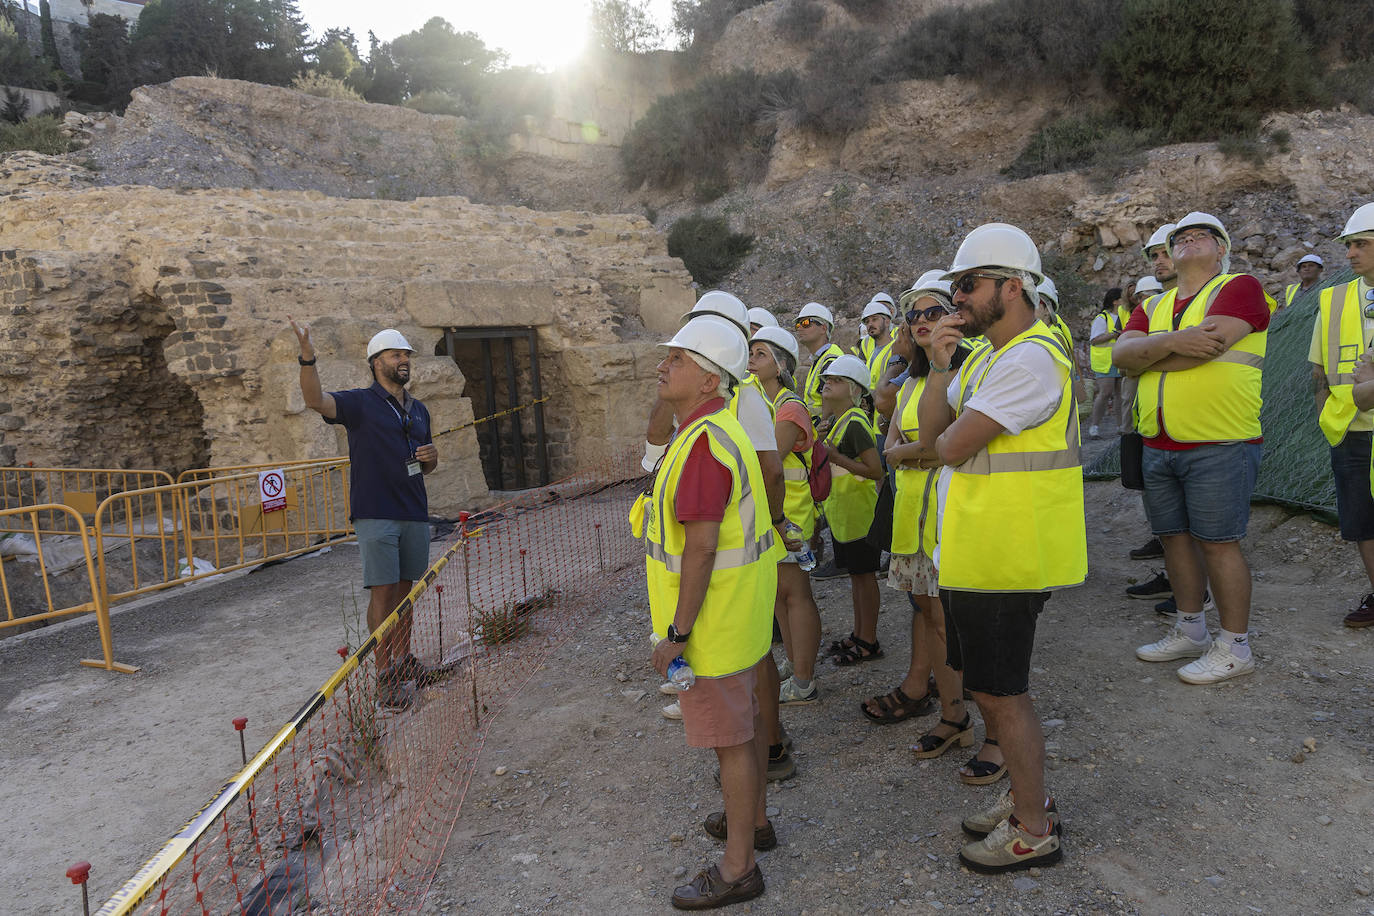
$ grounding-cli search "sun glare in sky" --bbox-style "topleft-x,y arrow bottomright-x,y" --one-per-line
293,0 -> 674,71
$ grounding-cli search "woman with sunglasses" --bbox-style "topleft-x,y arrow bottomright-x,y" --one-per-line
861,276 -> 973,746
747,328 -> 825,707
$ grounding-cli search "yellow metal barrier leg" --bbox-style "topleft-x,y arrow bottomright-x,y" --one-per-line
80,524 -> 139,673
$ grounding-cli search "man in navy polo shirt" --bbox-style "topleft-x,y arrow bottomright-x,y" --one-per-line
290,320 -> 439,702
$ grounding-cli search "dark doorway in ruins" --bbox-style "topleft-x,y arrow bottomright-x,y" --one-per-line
438,327 -> 550,491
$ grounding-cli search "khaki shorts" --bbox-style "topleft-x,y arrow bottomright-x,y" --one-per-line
678,662 -> 759,749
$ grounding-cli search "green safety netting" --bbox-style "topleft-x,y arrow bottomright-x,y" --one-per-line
1084,267 -> 1355,519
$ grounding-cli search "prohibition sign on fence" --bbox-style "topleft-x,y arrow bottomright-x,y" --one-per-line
259,468 -> 287,512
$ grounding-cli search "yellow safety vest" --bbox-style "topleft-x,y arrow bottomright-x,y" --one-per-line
641,407 -> 778,677
821,406 -> 878,544
770,388 -> 818,541
803,342 -> 843,418
1089,305 -> 1129,374
1316,280 -> 1368,446
1135,274 -> 1270,443
865,338 -> 894,392
857,335 -> 874,360
891,375 -> 938,558
939,326 -> 1086,592
730,373 -> 768,422
1049,315 -> 1074,368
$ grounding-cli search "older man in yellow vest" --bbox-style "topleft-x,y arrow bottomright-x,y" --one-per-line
918,222 -> 1085,874
1115,212 -> 1274,684
1315,204 -> 1374,627
642,315 -> 780,909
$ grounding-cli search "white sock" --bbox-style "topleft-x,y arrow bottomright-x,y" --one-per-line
1178,612 -> 1208,642
1218,628 -> 1250,660
793,677 -> 813,691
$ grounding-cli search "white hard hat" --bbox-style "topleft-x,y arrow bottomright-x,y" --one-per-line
1036,277 -> 1059,309
1296,254 -> 1324,268
747,307 -> 779,328
941,223 -> 1045,286
685,290 -> 749,336
1337,203 -> 1374,243
797,302 -> 834,327
820,353 -> 872,392
367,329 -> 414,359
1143,223 -> 1176,257
870,291 -> 895,307
899,269 -> 953,309
1168,212 -> 1231,258
663,315 -> 748,384
750,326 -> 800,366
861,298 -> 894,320
1134,276 -> 1164,296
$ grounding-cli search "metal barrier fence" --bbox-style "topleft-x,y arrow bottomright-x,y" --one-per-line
96,451 -> 642,915
0,503 -> 128,670
175,457 -> 348,486
0,467 -> 174,534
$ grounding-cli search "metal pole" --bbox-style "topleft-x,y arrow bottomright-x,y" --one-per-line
460,512 -> 479,728
66,862 -> 91,916
504,336 -> 527,489
481,338 -> 501,489
233,717 -> 255,836
527,329 -> 550,486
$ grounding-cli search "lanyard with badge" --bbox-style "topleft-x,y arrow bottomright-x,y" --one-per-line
385,396 -> 423,477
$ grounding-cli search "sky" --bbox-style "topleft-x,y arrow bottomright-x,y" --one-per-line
293,0 -> 676,70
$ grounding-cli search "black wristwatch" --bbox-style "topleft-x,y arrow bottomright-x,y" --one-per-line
298,355 -> 317,366
666,624 -> 690,644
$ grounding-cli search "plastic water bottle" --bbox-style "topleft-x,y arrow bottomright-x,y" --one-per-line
783,520 -> 816,571
667,656 -> 695,691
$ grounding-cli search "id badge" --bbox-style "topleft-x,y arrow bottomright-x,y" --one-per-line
406,460 -> 422,477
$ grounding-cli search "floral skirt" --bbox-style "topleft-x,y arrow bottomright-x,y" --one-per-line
886,550 -> 938,598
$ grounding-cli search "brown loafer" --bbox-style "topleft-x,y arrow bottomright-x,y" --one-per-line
671,863 -> 765,910
1344,594 -> 1374,628
702,811 -> 777,850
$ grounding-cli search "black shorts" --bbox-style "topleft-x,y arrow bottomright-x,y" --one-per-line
940,589 -> 1049,697
1331,432 -> 1374,542
832,535 -> 881,575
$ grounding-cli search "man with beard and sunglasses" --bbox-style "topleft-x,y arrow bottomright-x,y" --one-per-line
290,321 -> 439,707
917,223 -> 1085,874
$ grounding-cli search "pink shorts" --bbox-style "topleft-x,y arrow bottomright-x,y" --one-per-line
678,663 -> 759,749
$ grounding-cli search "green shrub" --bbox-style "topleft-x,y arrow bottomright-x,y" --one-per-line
672,0 -> 769,51
404,90 -> 466,116
667,212 -> 754,286
777,0 -> 825,44
291,71 -> 364,102
0,115 -> 72,155
621,68 -> 798,188
798,28 -> 879,135
1102,0 -> 1317,141
884,0 -> 1119,85
1216,128 -> 1293,166
1294,0 -> 1374,62
1002,111 -> 1155,179
1324,60 -> 1374,113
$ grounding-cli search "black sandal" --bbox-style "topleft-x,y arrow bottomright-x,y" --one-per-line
911,715 -> 974,759
831,635 -> 883,666
959,737 -> 1008,785
861,687 -> 934,725
829,632 -> 859,654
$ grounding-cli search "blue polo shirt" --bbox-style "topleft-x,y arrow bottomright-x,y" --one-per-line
325,382 -> 432,522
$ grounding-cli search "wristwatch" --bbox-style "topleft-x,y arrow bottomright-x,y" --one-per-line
298,355 -> 317,366
666,624 -> 690,644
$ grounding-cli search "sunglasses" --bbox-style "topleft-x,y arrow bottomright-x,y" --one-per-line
949,273 -> 1007,295
905,304 -> 955,323
794,317 -> 825,330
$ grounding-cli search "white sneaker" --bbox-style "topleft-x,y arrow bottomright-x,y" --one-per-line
659,681 -> 680,695
776,657 -> 794,682
1135,625 -> 1211,662
661,701 -> 683,720
1088,424 -> 1100,438
1177,640 -> 1255,685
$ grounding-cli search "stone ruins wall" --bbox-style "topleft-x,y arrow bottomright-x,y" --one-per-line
0,169 -> 694,514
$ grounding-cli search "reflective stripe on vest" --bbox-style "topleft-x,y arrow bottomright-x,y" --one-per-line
644,407 -> 778,677
1318,280 -> 1366,446
821,406 -> 877,543
939,324 -> 1087,593
1136,274 -> 1269,443
771,388 -> 817,540
891,375 -> 938,558
804,343 -> 843,417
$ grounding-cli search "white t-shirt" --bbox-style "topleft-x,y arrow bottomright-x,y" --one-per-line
934,340 -> 1067,565
1089,313 -> 1109,343
736,384 -> 778,453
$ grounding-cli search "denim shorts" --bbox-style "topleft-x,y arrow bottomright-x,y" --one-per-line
940,589 -> 1049,697
1331,432 -> 1374,542
354,518 -> 431,586
1142,442 -> 1261,543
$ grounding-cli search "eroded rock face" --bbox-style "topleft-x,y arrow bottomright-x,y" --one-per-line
0,172 -> 693,514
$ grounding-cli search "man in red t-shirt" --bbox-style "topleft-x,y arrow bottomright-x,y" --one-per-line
1113,212 -> 1273,685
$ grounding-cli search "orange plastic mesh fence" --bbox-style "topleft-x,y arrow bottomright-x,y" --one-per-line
97,450 -> 644,916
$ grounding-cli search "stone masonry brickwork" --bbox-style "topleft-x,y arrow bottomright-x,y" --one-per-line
0,169 -> 694,516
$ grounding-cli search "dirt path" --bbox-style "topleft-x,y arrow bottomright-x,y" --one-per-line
5,465 -> 1374,914
422,475 -> 1374,915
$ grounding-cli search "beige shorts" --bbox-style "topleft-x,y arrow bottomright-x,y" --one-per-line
678,662 -> 760,749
